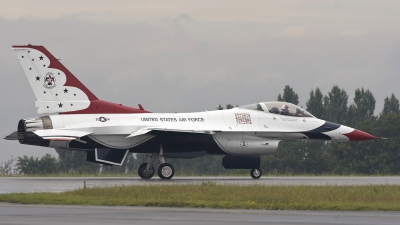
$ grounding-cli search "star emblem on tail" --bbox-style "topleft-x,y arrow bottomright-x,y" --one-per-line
43,72 -> 56,89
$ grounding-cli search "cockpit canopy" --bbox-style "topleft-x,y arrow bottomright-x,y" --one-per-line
239,101 -> 315,118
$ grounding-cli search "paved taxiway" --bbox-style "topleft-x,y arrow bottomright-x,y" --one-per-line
1,203 -> 399,225
1,176 -> 399,193
1,177 -> 399,225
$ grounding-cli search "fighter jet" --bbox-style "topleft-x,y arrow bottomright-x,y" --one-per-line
5,45 -> 383,179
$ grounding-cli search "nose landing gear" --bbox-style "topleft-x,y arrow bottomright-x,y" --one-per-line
250,168 -> 262,179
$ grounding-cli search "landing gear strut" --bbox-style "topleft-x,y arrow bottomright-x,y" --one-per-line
138,144 -> 174,180
250,168 -> 262,179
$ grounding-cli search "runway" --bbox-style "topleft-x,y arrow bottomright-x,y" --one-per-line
0,203 -> 399,225
1,177 -> 400,225
0,176 -> 399,193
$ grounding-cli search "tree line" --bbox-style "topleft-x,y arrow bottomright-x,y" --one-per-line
2,85 -> 399,176
8,152 -> 138,176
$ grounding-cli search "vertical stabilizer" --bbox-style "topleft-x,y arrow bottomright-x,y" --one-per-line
12,44 -> 97,114
12,44 -> 149,114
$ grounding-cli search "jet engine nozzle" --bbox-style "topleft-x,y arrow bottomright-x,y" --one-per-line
17,116 -> 53,146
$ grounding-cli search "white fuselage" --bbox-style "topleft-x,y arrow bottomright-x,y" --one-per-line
45,108 -> 353,154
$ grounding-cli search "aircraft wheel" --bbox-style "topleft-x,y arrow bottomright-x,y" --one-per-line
138,163 -> 154,179
158,163 -> 174,179
250,168 -> 262,179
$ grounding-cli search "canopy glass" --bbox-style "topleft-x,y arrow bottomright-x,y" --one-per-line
239,101 -> 314,118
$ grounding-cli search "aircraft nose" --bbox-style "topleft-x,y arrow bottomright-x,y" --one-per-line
343,129 -> 379,141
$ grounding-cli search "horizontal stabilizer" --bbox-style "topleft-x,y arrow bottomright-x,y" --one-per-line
4,131 -> 18,140
33,129 -> 91,141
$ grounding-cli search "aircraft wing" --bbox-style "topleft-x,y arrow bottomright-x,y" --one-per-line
126,127 -> 221,138
33,129 -> 92,141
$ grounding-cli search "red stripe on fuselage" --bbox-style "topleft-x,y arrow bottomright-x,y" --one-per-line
61,100 -> 150,114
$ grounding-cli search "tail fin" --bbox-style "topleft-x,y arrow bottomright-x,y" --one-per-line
12,44 -> 148,114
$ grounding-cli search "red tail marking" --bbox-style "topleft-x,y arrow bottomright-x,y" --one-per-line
13,45 -> 150,114
12,45 -> 98,100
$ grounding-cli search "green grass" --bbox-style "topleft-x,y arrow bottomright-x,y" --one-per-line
1,184 -> 400,211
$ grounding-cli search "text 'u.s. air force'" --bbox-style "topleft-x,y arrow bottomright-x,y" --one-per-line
141,117 -> 205,122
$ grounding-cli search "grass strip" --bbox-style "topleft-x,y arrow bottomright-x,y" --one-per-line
1,184 -> 400,211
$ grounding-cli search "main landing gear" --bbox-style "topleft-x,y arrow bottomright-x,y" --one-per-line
138,145 -> 174,180
138,162 -> 155,179
158,163 -> 174,179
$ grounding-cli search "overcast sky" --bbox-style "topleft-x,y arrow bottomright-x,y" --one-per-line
1,0 -> 400,164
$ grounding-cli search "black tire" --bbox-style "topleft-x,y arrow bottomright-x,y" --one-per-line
158,163 -> 174,179
138,163 -> 154,179
250,168 -> 262,179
